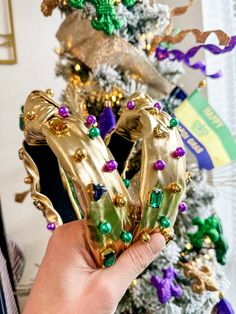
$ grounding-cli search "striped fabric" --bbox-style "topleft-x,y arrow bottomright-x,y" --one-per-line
0,249 -> 18,314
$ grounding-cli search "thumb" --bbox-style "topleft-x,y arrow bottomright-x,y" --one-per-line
105,233 -> 165,297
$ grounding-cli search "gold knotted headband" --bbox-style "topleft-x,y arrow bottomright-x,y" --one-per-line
19,89 -> 186,267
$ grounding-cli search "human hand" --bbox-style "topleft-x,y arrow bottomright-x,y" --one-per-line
24,221 -> 165,314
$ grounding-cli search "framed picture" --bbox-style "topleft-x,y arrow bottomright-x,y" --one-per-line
0,0 -> 17,64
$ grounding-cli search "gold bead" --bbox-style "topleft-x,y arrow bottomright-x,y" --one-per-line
198,80 -> 207,89
74,148 -> 87,162
113,194 -> 127,207
49,117 -> 68,135
45,88 -> 54,97
140,232 -> 150,243
166,182 -> 182,193
24,176 -> 32,184
26,111 -> 36,120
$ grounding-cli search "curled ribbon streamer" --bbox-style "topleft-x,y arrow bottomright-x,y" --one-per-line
155,36 -> 236,78
150,29 -> 231,55
165,0 -> 196,35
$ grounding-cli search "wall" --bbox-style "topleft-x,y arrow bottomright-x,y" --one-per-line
0,0 -> 64,288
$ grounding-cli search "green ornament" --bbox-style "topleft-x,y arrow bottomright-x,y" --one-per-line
123,178 -> 130,189
120,231 -> 133,243
188,215 -> 228,265
91,0 -> 123,35
159,216 -> 171,229
19,114 -> 24,131
98,221 -> 112,234
122,0 -> 136,8
169,117 -> 179,128
68,0 -> 85,9
103,250 -> 116,267
21,105 -> 24,113
149,188 -> 163,209
89,127 -> 100,139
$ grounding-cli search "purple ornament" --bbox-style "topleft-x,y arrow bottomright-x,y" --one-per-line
178,201 -> 188,212
173,147 -> 186,158
153,160 -> 166,171
86,115 -> 97,126
58,106 -> 70,118
216,297 -> 235,314
104,160 -> 118,172
127,101 -> 135,110
154,102 -> 163,111
47,222 -> 56,231
151,267 -> 182,304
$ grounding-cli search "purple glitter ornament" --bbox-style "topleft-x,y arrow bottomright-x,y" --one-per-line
86,115 -> 97,126
178,202 -> 188,212
127,101 -> 135,110
58,106 -> 70,118
153,160 -> 166,171
173,147 -> 186,158
151,267 -> 182,304
104,160 -> 118,172
154,102 -> 163,111
47,222 -> 56,231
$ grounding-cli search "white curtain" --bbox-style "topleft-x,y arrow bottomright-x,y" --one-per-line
201,0 -> 236,308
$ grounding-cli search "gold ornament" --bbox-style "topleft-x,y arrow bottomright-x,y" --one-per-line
24,176 -> 32,184
153,124 -> 169,139
74,148 -> 87,162
45,88 -> 54,98
166,182 -> 182,193
25,111 -> 36,120
49,117 -> 68,135
179,261 -> 219,294
140,232 -> 151,243
113,194 -> 127,207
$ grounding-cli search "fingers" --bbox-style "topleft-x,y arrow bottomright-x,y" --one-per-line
104,233 -> 165,298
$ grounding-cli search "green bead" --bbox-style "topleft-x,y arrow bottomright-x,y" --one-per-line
19,115 -> 24,131
21,105 -> 24,113
149,188 -> 163,209
123,178 -> 130,189
68,0 -> 85,9
120,231 -> 133,243
89,127 -> 100,139
98,221 -> 112,234
169,117 -> 179,128
103,251 -> 116,267
122,0 -> 136,8
159,216 -> 171,229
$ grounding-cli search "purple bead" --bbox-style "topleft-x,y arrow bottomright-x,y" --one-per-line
47,222 -> 56,231
104,160 -> 118,172
154,102 -> 163,111
127,101 -> 135,110
153,160 -> 166,171
86,115 -> 97,126
178,202 -> 188,212
58,106 -> 70,118
174,147 -> 186,158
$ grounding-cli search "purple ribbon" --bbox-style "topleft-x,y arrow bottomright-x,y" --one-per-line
155,36 -> 236,78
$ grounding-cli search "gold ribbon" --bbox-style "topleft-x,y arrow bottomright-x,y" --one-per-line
56,12 -> 173,100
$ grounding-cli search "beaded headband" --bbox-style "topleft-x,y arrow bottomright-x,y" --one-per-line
19,89 -> 186,267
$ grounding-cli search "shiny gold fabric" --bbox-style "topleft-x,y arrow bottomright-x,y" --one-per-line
56,12 -> 172,100
20,90 -> 186,267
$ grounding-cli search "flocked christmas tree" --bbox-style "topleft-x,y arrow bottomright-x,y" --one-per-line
33,0 -> 235,312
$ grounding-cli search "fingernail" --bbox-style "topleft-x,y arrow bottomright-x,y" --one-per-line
149,233 -> 165,255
